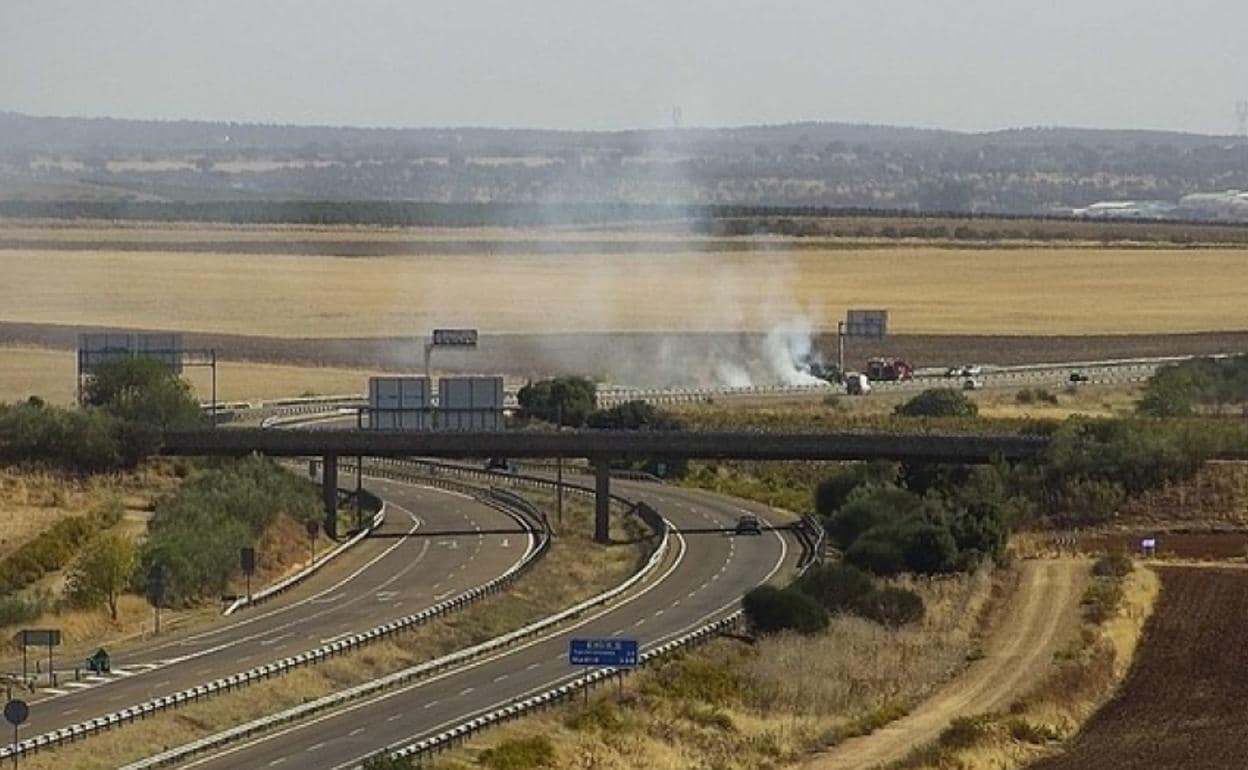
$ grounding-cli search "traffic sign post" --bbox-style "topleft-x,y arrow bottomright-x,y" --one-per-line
12,630 -> 60,686
424,328 -> 479,430
569,638 -> 638,702
240,547 -> 256,603
305,519 -> 320,563
5,698 -> 28,769
146,562 -> 165,636
838,309 -> 889,376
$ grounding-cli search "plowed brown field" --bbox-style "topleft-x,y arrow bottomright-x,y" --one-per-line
1030,567 -> 1248,770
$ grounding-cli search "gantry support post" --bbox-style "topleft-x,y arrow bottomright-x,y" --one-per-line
322,453 -> 339,538
594,459 -> 610,545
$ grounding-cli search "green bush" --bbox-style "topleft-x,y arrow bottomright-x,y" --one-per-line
360,753 -> 420,770
139,455 -> 321,605
895,389 -> 979,418
0,512 -> 102,593
813,461 -> 899,516
857,586 -> 926,627
0,590 -> 50,627
845,530 -> 908,576
796,562 -> 877,614
1082,578 -> 1124,624
1016,388 -> 1059,406
479,735 -> 556,770
1092,552 -> 1133,578
742,585 -> 829,635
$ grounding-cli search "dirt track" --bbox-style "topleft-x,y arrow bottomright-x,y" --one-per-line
1030,567 -> 1248,770
803,559 -> 1086,770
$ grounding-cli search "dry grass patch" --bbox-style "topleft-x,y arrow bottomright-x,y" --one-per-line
2,233 -> 1248,336
19,493 -> 642,769
896,564 -> 1159,770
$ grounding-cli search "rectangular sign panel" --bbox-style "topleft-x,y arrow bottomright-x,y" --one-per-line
14,629 -> 61,647
438,376 -> 503,410
78,332 -> 185,373
845,309 -> 888,339
569,638 -> 639,667
431,328 -> 479,347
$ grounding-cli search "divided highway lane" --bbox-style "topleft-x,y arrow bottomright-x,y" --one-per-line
18,478 -> 531,737
174,481 -> 801,770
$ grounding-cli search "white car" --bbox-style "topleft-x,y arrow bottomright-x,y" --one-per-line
960,364 -> 982,377
962,378 -> 982,390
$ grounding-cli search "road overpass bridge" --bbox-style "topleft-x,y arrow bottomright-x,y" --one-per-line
161,428 -> 1048,541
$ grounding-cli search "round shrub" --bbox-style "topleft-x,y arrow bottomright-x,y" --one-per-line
742,585 -> 829,635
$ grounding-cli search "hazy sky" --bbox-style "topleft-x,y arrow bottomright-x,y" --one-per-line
3,0 -> 1245,134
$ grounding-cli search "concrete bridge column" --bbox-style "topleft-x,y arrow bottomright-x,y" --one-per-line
594,459 -> 610,545
322,453 -> 338,538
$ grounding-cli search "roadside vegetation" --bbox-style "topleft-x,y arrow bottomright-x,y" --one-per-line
897,555 -> 1157,770
425,565 -> 997,770
1136,354 -> 1248,417
0,358 -> 325,655
16,488 -> 643,770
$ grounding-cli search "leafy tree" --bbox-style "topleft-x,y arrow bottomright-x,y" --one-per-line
844,530 -> 908,576
742,585 -> 829,634
67,531 -> 138,620
813,461 -> 899,515
82,357 -> 203,430
516,376 -> 596,426
896,521 -> 960,575
895,388 -> 978,418
825,484 -> 924,550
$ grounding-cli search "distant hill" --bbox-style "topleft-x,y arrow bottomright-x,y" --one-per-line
1,112 -> 1244,215
0,111 -> 1231,155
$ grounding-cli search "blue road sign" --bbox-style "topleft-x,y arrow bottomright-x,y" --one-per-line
569,638 -> 638,667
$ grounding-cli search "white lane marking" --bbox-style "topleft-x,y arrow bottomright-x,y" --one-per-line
500,537 -> 510,548
525,662 -> 540,671
307,742 -> 325,752
259,632 -> 294,647
267,759 -> 287,767
423,701 -> 439,710
459,687 -> 475,696
179,526 -> 690,770
319,631 -> 352,645
349,727 -> 365,737
387,713 -> 403,722
493,674 -> 507,683
60,707 -> 78,715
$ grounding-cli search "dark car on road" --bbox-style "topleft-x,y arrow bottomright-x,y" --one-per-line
734,514 -> 762,535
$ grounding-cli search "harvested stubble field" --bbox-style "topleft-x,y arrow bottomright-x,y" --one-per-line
1028,567 -> 1248,770
2,220 -> 1248,338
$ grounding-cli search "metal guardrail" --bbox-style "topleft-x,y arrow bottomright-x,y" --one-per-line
386,505 -> 824,767
0,472 -> 552,764
115,484 -> 673,770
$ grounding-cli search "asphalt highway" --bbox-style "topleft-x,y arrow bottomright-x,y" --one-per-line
16,478 -> 532,737
174,479 -> 801,770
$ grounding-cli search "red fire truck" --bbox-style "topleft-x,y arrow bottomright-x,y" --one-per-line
865,357 -> 914,381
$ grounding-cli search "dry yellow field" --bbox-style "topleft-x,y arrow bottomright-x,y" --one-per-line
0,222 -> 1245,336
0,346 -> 373,405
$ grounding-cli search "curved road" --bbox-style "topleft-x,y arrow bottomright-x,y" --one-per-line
15,478 -> 532,738
173,478 -> 802,770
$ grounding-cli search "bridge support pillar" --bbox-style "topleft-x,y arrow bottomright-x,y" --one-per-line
594,460 -> 610,545
322,453 -> 338,538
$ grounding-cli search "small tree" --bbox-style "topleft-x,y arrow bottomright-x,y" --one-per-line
895,388 -> 978,418
67,531 -> 138,620
516,376 -> 596,426
83,357 -> 203,429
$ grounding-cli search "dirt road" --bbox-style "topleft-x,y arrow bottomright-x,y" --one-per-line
802,559 -> 1086,770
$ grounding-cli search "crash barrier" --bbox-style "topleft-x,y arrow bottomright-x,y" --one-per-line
223,487 -> 386,616
115,497 -> 673,770
388,506 -> 821,767
0,473 -> 556,763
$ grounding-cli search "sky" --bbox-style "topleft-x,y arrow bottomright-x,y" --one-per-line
2,0 -> 1245,135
